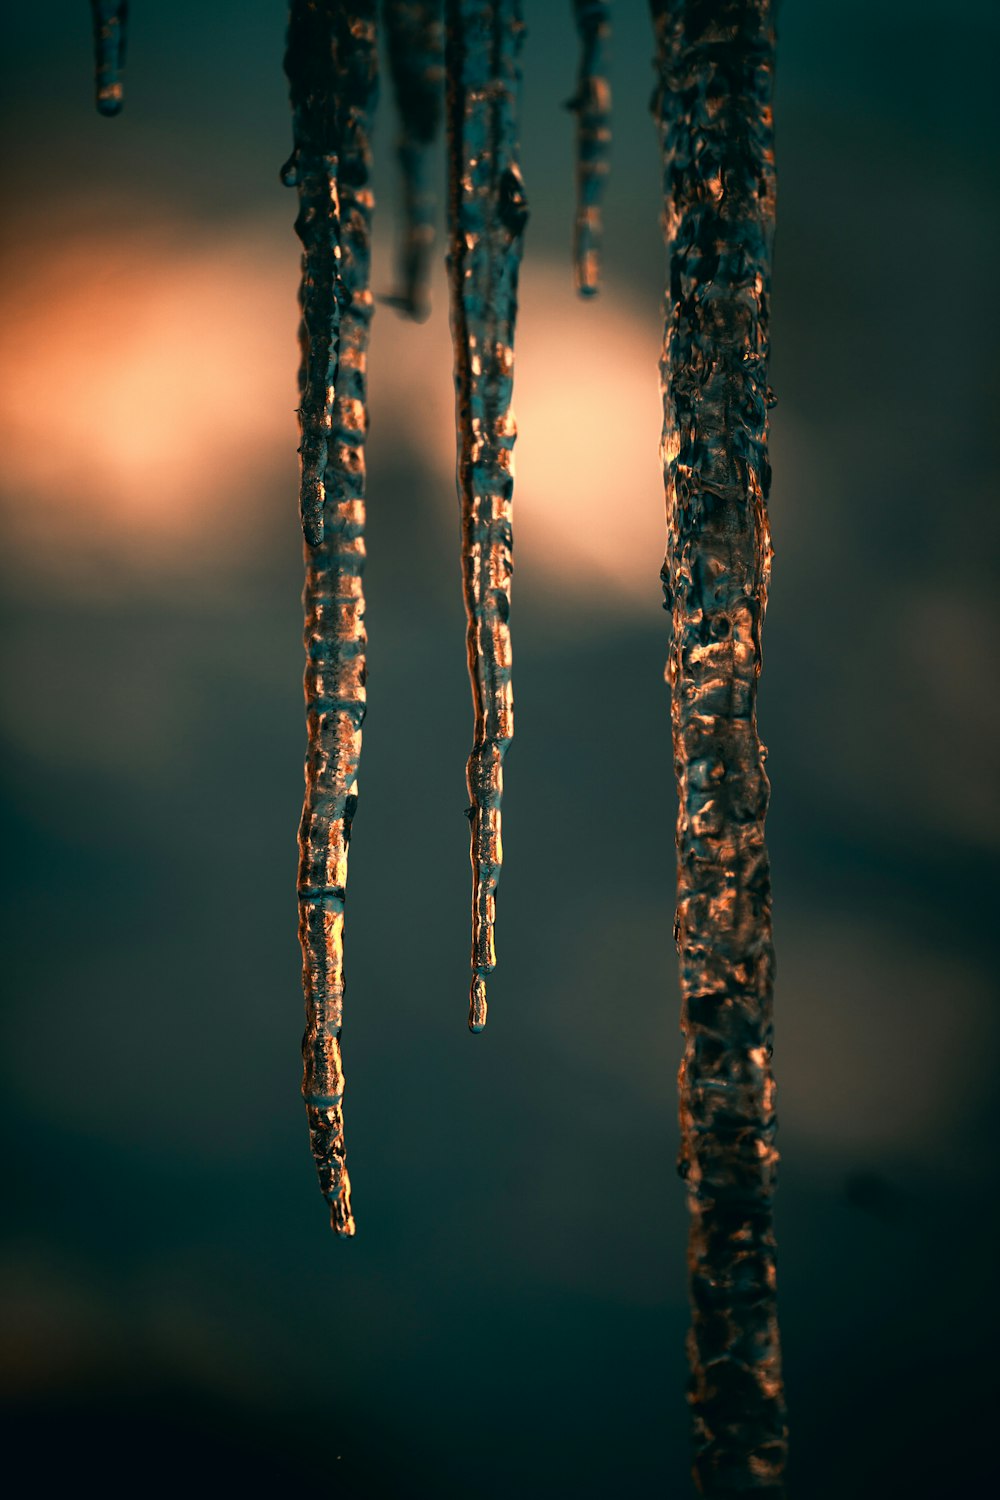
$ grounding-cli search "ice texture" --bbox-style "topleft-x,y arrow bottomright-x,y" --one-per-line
288,1 -> 379,1237
283,1 -> 353,548
650,1 -> 788,1491
89,1 -> 128,116
445,0 -> 528,1032
568,1 -> 611,296
384,1 -> 445,321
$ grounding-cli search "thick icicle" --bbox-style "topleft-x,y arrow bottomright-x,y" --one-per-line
650,1 -> 787,1491
383,1 -> 445,321
283,1 -> 349,549
90,1 -> 128,116
293,2 -> 378,1238
445,0 -> 527,1033
568,0 -> 611,296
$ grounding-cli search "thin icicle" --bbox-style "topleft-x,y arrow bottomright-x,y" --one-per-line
383,1 -> 445,321
650,1 -> 787,1491
90,1 -> 128,116
292,2 -> 378,1238
283,1 -> 348,549
568,0 -> 611,296
445,0 -> 527,1033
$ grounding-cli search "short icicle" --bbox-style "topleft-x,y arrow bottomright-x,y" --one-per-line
283,0 -> 350,549
291,1 -> 379,1237
90,1 -> 128,116
383,0 -> 445,321
445,0 -> 528,1033
568,0 -> 611,296
649,0 -> 788,1492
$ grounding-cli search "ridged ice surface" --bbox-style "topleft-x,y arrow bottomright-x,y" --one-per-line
650,0 -> 787,1492
287,2 -> 378,1238
90,1 -> 128,116
569,0 -> 611,296
445,0 -> 527,1033
384,1 -> 445,321
283,1 -> 352,549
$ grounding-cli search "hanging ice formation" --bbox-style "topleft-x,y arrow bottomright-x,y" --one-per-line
284,2 -> 356,551
650,0 -> 787,1491
568,1 -> 611,296
90,1 -> 128,116
384,1 -> 445,321
283,0 -> 379,1238
445,0 -> 527,1032
87,3 -> 789,1482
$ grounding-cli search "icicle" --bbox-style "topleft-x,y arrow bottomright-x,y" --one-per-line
90,1 -> 128,116
568,0 -> 611,296
383,1 -> 445,322
292,2 -> 379,1238
283,1 -> 349,549
445,0 -> 527,1033
649,0 -> 787,1491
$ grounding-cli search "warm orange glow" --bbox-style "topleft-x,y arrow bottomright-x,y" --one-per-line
1,214 -> 665,612
0,213 -> 668,615
0,219 -> 296,571
374,256 -> 668,614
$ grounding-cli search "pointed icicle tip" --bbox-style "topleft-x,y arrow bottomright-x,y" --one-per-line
90,1 -> 128,117
383,0 -> 445,323
377,290 -> 432,324
300,467 -> 326,547
469,974 -> 488,1033
570,0 -> 612,296
331,1203 -> 357,1238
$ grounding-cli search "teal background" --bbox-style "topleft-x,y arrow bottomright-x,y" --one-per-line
1,4 -> 998,1494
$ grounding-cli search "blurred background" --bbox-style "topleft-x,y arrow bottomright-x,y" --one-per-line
1,3 -> 997,1495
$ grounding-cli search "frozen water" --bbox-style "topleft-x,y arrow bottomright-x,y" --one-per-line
445,0 -> 527,1032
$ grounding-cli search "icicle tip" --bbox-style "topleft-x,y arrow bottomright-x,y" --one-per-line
378,290 -> 432,324
469,974 -> 488,1033
300,467 -> 327,548
96,86 -> 123,118
90,0 -> 128,117
575,259 -> 600,298
330,1204 -> 357,1238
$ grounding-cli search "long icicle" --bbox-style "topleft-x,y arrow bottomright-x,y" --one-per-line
446,0 -> 527,1033
383,1 -> 445,321
283,1 -> 347,549
292,2 -> 378,1238
90,1 -> 128,116
649,1 -> 787,1491
568,0 -> 611,296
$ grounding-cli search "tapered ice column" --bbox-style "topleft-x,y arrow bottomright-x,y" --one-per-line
288,1 -> 379,1237
283,0 -> 350,548
90,1 -> 128,116
568,0 -> 611,296
384,0 -> 445,321
445,0 -> 527,1032
650,1 -> 788,1491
